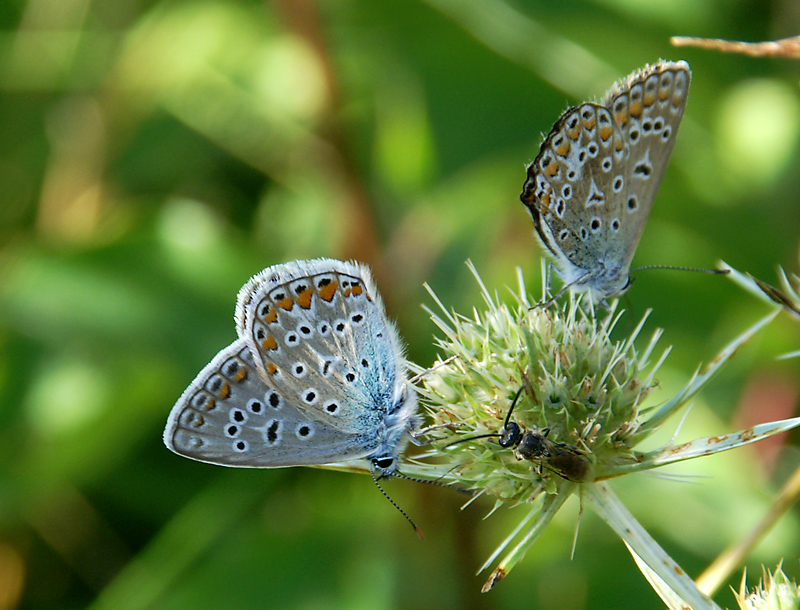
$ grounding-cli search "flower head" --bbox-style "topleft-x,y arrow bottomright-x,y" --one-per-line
403,263 -> 796,604
414,265 -> 660,502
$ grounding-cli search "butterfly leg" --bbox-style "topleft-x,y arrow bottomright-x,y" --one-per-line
532,269 -> 593,309
411,421 -> 467,446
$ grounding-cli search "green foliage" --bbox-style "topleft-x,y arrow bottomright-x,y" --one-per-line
0,0 -> 798,608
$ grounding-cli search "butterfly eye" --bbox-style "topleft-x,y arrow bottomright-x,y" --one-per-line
621,276 -> 633,292
373,456 -> 395,472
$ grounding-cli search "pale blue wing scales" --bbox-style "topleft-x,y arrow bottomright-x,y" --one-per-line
165,258 -> 418,474
522,103 -> 624,287
164,339 -> 376,467
235,260 -> 406,434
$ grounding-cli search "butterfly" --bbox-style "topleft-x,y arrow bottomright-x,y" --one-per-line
521,60 -> 691,302
163,258 -> 419,478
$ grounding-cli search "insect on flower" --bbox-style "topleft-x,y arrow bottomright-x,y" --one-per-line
405,262 -> 798,600
447,386 -> 593,484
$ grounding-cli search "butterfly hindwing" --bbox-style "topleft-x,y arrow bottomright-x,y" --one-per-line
235,260 -> 407,433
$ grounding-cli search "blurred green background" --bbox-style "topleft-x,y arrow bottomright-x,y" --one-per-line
1,0 -> 800,608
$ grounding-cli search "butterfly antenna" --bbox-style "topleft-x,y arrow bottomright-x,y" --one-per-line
630,264 -> 730,275
371,470 -> 424,540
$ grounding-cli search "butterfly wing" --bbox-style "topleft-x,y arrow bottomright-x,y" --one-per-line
164,339 -> 375,467
521,102 -> 623,291
521,60 -> 691,299
165,259 -> 417,470
235,259 -> 412,434
602,61 -> 691,273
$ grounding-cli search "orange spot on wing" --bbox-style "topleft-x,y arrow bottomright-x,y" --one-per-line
201,398 -> 215,411
351,284 -> 363,297
582,116 -> 596,130
629,101 -> 642,117
231,368 -> 246,383
296,287 -> 313,309
217,381 -> 230,399
262,335 -> 278,351
599,125 -> 612,141
276,296 -> 294,311
318,281 -> 338,302
555,141 -> 570,156
191,414 -> 205,427
267,362 -> 278,375
262,305 -> 278,323
545,160 -> 559,177
658,88 -> 670,101
643,92 -> 655,107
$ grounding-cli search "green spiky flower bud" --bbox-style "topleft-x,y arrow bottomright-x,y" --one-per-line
735,566 -> 800,610
413,265 -> 660,502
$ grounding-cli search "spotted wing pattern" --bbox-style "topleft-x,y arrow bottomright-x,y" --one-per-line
164,259 -> 417,472
521,61 -> 691,300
